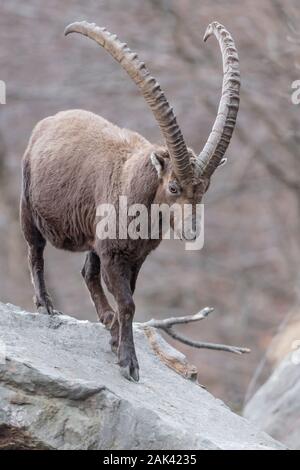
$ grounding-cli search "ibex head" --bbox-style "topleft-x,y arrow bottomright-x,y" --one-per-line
65,21 -> 240,240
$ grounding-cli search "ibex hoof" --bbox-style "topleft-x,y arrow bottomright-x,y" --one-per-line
37,306 -> 62,316
110,339 -> 118,354
120,364 -> 140,382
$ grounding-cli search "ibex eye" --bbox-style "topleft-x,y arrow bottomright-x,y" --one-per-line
168,183 -> 180,195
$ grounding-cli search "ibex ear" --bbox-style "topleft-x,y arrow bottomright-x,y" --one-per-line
217,157 -> 227,169
150,151 -> 167,179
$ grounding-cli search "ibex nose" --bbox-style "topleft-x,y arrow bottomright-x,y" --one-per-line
182,216 -> 202,241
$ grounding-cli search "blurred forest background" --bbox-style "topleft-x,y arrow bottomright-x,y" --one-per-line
1,0 -> 300,410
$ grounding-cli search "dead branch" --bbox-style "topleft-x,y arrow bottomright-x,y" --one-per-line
140,307 -> 250,356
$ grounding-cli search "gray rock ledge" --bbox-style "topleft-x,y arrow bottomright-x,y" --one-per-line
0,302 -> 286,450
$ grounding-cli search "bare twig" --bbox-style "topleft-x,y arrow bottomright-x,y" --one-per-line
143,306 -> 214,328
163,330 -> 250,355
140,307 -> 250,356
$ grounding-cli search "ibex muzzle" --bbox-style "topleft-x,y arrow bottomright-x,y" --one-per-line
20,21 -> 240,381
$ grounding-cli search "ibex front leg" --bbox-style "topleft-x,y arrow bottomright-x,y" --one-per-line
101,255 -> 139,382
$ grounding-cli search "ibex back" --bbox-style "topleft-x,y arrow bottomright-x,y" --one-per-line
20,21 -> 240,381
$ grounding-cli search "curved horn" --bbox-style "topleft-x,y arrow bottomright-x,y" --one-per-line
65,21 -> 193,185
197,22 -> 240,178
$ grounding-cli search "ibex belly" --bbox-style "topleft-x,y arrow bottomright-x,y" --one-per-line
26,160 -> 97,253
31,204 -> 95,252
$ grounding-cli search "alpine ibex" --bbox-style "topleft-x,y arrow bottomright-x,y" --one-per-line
20,21 -> 240,381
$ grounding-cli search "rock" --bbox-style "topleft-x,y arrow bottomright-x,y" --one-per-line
0,302 -> 285,450
244,353 -> 300,450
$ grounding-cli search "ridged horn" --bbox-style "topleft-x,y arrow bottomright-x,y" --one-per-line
197,22 -> 240,178
65,21 -> 193,185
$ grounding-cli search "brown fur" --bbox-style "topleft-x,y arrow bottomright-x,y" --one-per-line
21,109 -> 209,381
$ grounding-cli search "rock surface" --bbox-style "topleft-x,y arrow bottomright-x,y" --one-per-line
244,353 -> 300,450
0,302 -> 285,450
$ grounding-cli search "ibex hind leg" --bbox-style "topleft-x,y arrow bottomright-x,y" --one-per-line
20,198 -> 55,315
81,251 -> 115,329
